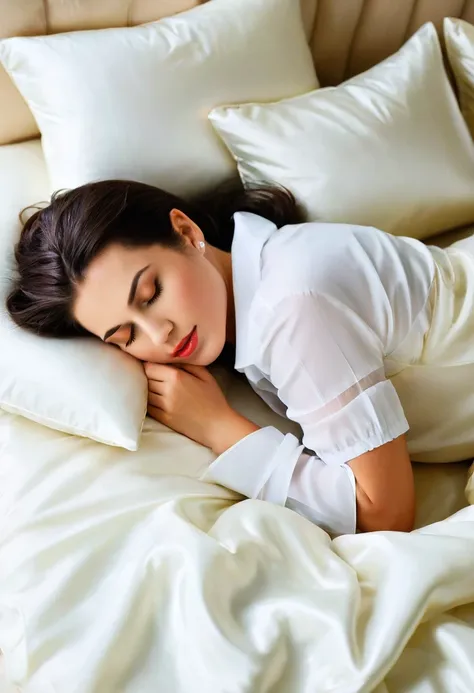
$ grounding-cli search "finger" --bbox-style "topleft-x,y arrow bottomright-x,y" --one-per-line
147,391 -> 166,409
147,379 -> 166,395
144,362 -> 177,380
147,404 -> 170,427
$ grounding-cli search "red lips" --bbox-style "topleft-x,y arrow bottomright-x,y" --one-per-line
172,327 -> 198,358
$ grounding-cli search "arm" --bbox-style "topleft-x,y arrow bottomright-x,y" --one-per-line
201,425 -> 357,537
205,415 -> 414,534
262,293 -> 413,533
349,435 -> 415,532
210,412 -> 260,456
203,293 -> 414,535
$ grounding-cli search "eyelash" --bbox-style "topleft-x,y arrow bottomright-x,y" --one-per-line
146,279 -> 161,307
126,279 -> 161,348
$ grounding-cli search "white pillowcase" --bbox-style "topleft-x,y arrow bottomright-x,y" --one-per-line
210,23 -> 474,240
444,18 -> 474,139
0,0 -> 317,196
0,141 -> 147,449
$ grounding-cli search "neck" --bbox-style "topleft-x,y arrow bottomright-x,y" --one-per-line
207,245 -> 236,344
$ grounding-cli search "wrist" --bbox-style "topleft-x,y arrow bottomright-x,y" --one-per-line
209,409 -> 260,456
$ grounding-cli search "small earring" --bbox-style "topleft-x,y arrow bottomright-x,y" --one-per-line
199,241 -> 205,249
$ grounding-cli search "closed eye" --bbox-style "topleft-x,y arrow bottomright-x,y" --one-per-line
122,279 -> 161,348
125,281 -> 160,347
126,324 -> 136,348
146,279 -> 161,307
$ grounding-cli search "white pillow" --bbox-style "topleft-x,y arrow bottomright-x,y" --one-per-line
0,141 -> 147,449
0,0 -> 317,196
209,23 -> 474,240
444,18 -> 474,139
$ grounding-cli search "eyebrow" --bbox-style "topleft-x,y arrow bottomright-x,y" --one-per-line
128,265 -> 150,306
102,265 -> 150,342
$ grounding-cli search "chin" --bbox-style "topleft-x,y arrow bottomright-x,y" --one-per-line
199,334 -> 227,367
196,351 -> 219,367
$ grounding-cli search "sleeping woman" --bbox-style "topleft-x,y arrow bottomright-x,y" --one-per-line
7,180 -> 474,536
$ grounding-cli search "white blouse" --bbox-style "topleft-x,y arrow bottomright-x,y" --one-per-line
201,212 -> 436,535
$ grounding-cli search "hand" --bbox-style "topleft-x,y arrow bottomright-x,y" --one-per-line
145,363 -> 259,453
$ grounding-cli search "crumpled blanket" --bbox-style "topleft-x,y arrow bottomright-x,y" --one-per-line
0,374 -> 473,692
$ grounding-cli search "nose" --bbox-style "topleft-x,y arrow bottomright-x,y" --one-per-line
139,317 -> 173,347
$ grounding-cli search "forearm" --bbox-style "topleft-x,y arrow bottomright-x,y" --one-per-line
208,410 -> 260,456
349,436 -> 415,533
205,415 -> 414,534
201,424 -> 357,537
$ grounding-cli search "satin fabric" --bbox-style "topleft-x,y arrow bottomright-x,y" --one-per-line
0,141 -> 148,450
445,18 -> 474,142
0,371 -> 473,692
0,0 -> 317,196
3,1 -> 474,148
210,23 -> 474,241
393,237 -> 474,463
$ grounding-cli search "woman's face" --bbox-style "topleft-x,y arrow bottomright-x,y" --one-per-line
73,210 -> 229,365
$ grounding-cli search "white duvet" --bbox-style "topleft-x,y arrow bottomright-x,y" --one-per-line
1,371 -> 474,692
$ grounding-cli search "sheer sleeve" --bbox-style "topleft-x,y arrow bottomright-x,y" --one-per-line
259,292 -> 409,465
200,426 -> 357,536
200,291 -> 408,537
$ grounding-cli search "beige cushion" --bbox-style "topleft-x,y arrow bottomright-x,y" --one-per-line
0,141 -> 147,449
304,0 -> 474,87
210,23 -> 474,241
0,0 -> 317,197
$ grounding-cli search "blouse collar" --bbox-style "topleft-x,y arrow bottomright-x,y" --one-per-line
231,212 -> 277,370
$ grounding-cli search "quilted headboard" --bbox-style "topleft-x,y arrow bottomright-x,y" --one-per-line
304,0 -> 474,85
0,0 -> 474,145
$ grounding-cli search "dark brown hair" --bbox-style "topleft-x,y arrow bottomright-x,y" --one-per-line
7,179 -> 302,338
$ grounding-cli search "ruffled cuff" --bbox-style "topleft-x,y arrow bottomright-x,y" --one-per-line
200,426 -> 302,506
200,426 -> 357,537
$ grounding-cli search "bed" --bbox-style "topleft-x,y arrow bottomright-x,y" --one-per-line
2,1 -> 474,691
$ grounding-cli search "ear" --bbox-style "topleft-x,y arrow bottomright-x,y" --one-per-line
169,208 -> 205,250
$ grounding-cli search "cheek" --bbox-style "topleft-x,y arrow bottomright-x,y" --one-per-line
170,266 -> 208,315
162,261 -> 226,336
